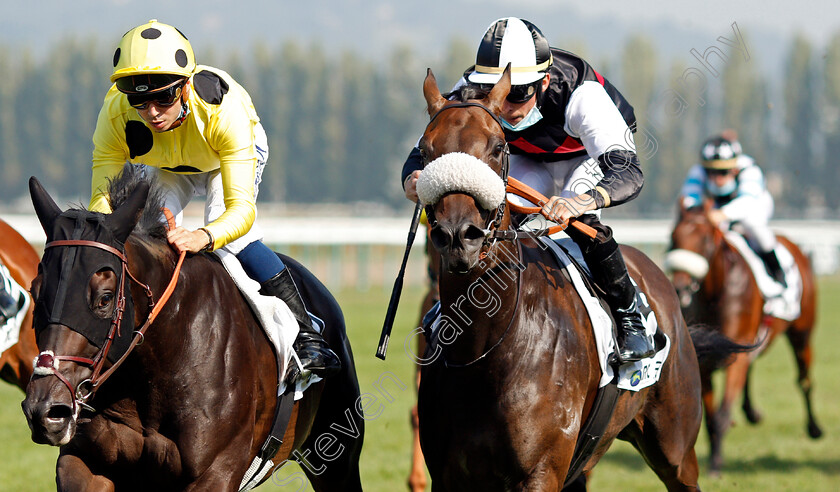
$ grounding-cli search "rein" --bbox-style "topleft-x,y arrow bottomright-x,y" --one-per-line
33,214 -> 186,414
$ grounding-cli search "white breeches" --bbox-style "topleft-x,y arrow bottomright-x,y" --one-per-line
507,153 -> 603,219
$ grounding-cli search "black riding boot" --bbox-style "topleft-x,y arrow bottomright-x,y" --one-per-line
588,242 -> 656,364
759,250 -> 787,288
260,269 -> 341,378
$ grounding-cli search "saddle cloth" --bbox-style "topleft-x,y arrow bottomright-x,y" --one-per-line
541,238 -> 670,391
213,250 -> 321,399
723,231 -> 802,321
0,262 -> 30,356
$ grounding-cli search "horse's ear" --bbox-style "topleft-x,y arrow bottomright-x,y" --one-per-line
486,64 -> 512,114
423,68 -> 446,117
29,177 -> 61,241
104,181 -> 149,243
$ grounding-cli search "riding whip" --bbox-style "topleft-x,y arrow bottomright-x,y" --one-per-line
376,201 -> 423,360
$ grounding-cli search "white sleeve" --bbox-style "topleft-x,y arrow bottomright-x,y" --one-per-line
564,81 -> 635,160
720,165 -> 767,219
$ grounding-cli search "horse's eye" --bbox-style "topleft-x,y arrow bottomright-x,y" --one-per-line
99,294 -> 113,307
93,293 -> 114,316
493,143 -> 505,156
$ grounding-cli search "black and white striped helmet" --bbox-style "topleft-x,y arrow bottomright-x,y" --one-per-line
700,135 -> 742,170
468,17 -> 552,86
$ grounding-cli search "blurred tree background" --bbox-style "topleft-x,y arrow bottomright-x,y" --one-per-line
1,30 -> 838,218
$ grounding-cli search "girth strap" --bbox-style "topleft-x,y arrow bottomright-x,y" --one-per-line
238,385 -> 298,491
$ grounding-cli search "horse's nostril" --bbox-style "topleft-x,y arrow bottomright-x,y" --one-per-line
462,225 -> 486,242
430,227 -> 453,250
46,404 -> 73,421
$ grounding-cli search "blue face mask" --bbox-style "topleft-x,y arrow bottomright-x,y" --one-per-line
502,106 -> 543,132
705,177 -> 737,196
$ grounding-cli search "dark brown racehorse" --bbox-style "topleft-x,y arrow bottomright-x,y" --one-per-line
22,170 -> 363,491
414,67 -> 745,491
666,203 -> 821,474
0,218 -> 39,390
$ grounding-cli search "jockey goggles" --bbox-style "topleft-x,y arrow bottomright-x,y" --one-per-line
705,167 -> 734,177
478,78 -> 543,104
125,79 -> 185,110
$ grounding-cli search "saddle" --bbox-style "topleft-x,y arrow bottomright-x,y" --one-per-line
723,231 -> 802,321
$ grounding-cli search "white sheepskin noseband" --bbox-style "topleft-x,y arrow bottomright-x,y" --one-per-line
416,152 -> 506,210
663,249 -> 710,278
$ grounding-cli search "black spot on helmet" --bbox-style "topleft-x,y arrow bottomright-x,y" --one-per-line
111,19 -> 196,86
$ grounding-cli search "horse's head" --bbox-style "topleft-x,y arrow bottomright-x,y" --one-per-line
664,201 -> 719,307
22,176 -> 148,446
416,67 -> 512,274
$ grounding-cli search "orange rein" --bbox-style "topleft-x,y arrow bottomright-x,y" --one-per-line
506,177 -> 598,239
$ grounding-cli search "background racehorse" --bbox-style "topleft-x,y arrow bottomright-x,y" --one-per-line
666,203 -> 822,474
414,67 -> 745,491
0,218 -> 39,390
22,170 -> 363,491
407,224 -> 438,492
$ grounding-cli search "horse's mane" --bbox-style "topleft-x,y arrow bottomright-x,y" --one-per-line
441,84 -> 490,105
106,164 -> 168,239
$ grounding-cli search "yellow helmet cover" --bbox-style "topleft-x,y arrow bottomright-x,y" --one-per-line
111,19 -> 196,84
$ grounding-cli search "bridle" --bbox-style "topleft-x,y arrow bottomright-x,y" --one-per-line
422,102 -> 511,247
33,235 -> 185,415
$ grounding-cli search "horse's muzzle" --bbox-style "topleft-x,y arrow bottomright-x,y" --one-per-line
430,222 -> 486,274
22,385 -> 77,446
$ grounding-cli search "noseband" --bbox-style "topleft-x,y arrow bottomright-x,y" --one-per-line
33,238 -> 184,414
423,102 -> 510,247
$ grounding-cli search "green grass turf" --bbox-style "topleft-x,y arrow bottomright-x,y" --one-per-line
2,278 -> 838,491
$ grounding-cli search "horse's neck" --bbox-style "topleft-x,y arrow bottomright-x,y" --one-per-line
701,241 -> 757,312
436,242 -> 521,366
127,238 -> 176,297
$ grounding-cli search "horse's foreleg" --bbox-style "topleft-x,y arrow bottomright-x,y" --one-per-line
408,400 -> 428,492
741,365 -> 762,424
56,454 -> 115,492
409,295 -> 432,492
786,327 -> 823,438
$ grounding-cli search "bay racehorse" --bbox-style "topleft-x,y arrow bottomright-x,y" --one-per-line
22,170 -> 363,491
665,202 -> 821,474
414,67 -> 746,491
0,217 -> 39,390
